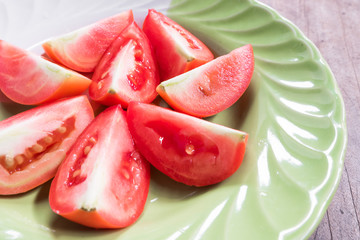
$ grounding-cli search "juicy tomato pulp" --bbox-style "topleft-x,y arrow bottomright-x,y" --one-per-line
143,9 -> 214,81
0,96 -> 94,195
127,102 -> 248,187
157,44 -> 254,118
49,105 -> 150,229
0,40 -> 91,105
42,10 -> 134,72
89,22 -> 159,108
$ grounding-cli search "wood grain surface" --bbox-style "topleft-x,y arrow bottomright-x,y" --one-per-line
260,0 -> 360,239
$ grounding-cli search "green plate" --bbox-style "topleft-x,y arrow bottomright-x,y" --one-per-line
0,0 -> 347,239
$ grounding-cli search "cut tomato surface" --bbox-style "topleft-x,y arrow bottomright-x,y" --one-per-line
0,96 -> 94,195
0,40 -> 92,105
89,22 -> 159,108
143,9 -> 214,81
127,102 -> 248,187
157,44 -> 254,118
42,10 -> 134,72
49,105 -> 150,229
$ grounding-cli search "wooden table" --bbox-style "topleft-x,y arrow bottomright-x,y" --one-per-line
260,0 -> 359,239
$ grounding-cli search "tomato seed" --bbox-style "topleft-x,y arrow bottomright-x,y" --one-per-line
122,169 -> 130,180
14,155 -> 24,165
89,137 -> 97,144
24,149 -> 33,159
83,146 -> 91,155
4,155 -> 14,168
73,169 -> 81,178
101,71 -> 108,80
185,144 -> 195,155
43,136 -> 53,144
32,144 -> 44,153
97,80 -> 104,89
57,126 -> 67,134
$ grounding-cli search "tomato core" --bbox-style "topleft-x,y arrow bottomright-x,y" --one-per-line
0,116 -> 76,174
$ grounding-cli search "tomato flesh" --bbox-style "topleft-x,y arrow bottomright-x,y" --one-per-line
89,22 -> 159,107
156,44 -> 254,118
0,96 -> 94,195
143,9 -> 214,81
49,105 -> 150,228
127,102 -> 248,187
0,40 -> 91,105
42,10 -> 134,72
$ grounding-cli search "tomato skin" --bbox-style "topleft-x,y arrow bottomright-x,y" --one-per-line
156,44 -> 254,118
0,95 -> 94,195
49,105 -> 150,229
143,9 -> 214,81
89,22 -> 159,108
42,10 -> 134,72
0,40 -> 91,105
127,102 -> 248,187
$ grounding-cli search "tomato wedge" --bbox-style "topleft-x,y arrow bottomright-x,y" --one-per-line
49,105 -> 150,229
42,10 -> 134,72
0,40 -> 91,105
127,102 -> 248,187
156,44 -> 254,118
0,96 -> 94,195
143,9 -> 214,81
89,22 -> 159,107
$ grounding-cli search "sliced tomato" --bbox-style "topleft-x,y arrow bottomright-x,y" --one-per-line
42,10 -> 134,72
0,40 -> 92,105
49,105 -> 150,229
0,96 -> 94,195
89,22 -> 159,108
127,102 -> 248,187
143,9 -> 214,81
156,44 -> 254,118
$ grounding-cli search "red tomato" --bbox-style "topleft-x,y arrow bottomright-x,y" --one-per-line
49,105 -> 150,229
156,44 -> 254,118
42,10 -> 134,72
143,9 -> 214,81
0,96 -> 94,195
127,102 -> 248,187
0,40 -> 92,105
89,22 -> 159,108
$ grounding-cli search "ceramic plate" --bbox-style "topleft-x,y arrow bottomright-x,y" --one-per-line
0,0 -> 347,239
